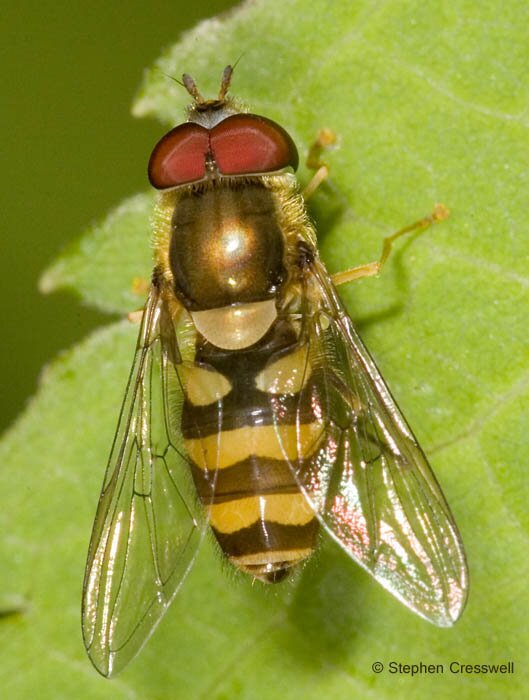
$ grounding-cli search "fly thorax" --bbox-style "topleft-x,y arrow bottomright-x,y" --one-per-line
169,182 -> 286,349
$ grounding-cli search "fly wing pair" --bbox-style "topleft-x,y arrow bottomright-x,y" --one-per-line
81,260 -> 468,677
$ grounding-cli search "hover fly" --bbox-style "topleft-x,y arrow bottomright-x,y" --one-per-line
82,66 -> 468,677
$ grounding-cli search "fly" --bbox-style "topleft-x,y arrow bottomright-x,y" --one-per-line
81,65 -> 468,677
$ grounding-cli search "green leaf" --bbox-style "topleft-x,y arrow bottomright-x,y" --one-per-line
3,1 -> 527,698
40,192 -> 155,315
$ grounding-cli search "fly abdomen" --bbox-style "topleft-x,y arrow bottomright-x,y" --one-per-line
182,319 -> 322,582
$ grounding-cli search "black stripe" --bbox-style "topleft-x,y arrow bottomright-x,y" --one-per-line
213,519 -> 319,557
182,319 -> 325,438
182,388 -> 320,437
191,455 -> 316,504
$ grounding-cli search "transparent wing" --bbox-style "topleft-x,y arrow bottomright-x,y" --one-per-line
273,258 -> 468,626
82,286 -> 206,677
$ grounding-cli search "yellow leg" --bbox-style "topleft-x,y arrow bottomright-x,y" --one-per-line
331,203 -> 450,286
127,309 -> 144,324
131,276 -> 150,296
303,128 -> 336,201
127,277 -> 150,323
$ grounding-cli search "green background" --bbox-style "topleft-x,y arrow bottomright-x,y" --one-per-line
1,0 -> 236,433
2,1 -> 528,699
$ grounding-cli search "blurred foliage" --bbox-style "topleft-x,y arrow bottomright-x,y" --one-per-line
1,0 -> 236,433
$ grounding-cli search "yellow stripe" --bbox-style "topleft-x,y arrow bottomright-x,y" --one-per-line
180,365 -> 232,406
232,549 -> 313,566
209,493 -> 315,534
255,344 -> 311,395
185,421 -> 323,470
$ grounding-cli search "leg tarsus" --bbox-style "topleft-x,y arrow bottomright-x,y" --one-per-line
131,276 -> 150,296
332,203 -> 450,286
303,165 -> 329,201
303,128 -> 336,201
127,309 -> 144,324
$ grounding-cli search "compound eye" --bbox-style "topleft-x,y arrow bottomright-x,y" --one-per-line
210,114 -> 299,176
148,123 -> 210,189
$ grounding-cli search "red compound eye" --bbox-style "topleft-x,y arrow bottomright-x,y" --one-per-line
210,114 -> 298,176
148,113 -> 299,190
148,122 -> 210,189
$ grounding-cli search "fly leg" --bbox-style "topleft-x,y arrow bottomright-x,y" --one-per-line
302,128 -> 336,201
131,276 -> 150,296
332,204 -> 449,286
303,132 -> 449,281
127,277 -> 151,323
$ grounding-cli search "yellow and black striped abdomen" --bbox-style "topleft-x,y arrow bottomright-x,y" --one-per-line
182,319 -> 322,582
